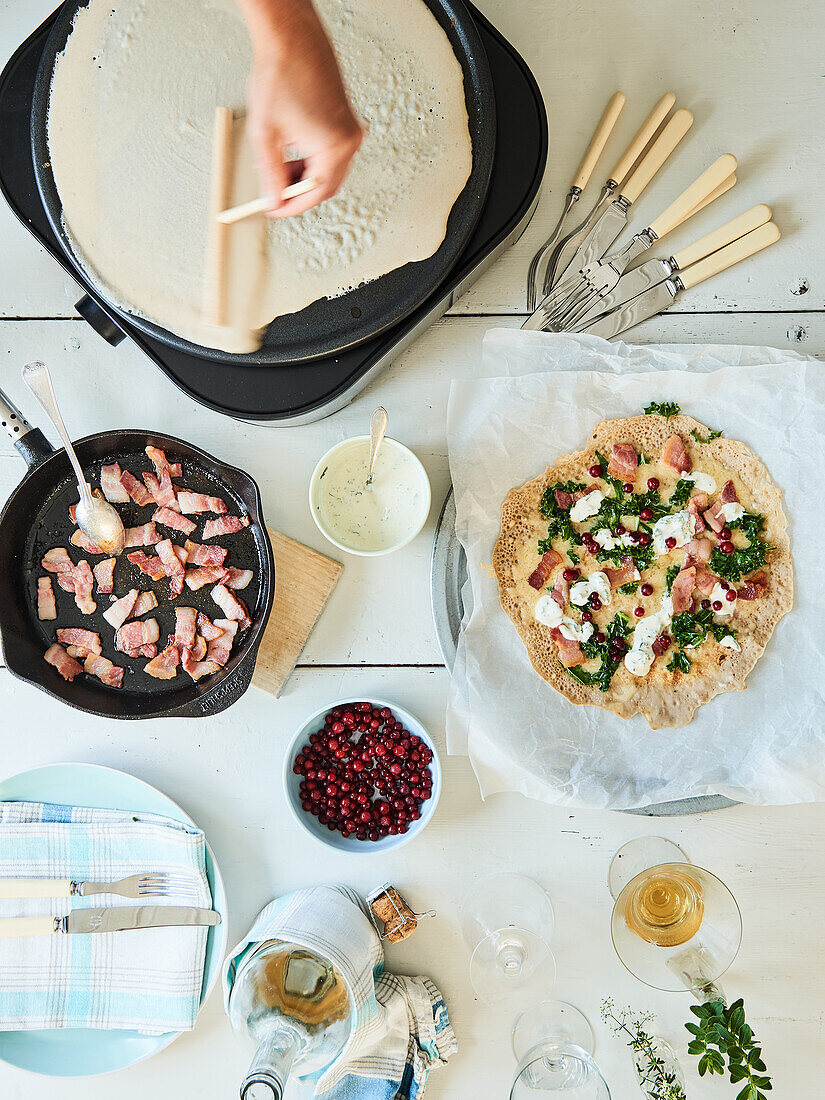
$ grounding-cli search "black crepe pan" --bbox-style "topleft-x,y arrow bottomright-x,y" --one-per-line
0,387 -> 275,719
30,0 -> 496,365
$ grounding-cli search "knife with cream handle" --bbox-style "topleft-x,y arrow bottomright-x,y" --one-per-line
0,906 -> 221,938
582,221 -> 781,340
543,92 -> 676,290
568,204 -> 772,329
533,154 -> 737,328
546,108 -> 694,293
527,91 -> 626,309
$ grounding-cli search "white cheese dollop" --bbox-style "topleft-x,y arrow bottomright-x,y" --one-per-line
534,595 -> 595,644
569,490 -> 605,523
720,635 -> 741,651
593,528 -> 633,551
652,510 -> 693,556
684,471 -> 717,494
709,582 -> 737,621
569,571 -> 613,608
718,501 -> 745,524
624,596 -> 674,678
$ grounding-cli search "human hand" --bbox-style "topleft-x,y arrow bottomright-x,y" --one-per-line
244,0 -> 363,217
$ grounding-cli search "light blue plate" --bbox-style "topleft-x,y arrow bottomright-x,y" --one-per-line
0,762 -> 229,1077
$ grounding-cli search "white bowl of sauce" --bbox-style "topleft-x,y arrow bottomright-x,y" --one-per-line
309,436 -> 431,556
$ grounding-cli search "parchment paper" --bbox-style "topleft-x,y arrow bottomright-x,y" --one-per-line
446,329 -> 825,809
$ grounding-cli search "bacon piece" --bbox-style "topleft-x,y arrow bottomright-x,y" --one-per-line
120,469 -> 154,506
71,529 -> 105,555
671,566 -> 697,615
693,564 -> 720,596
155,539 -> 186,597
44,643 -> 83,682
42,547 -> 76,592
116,618 -> 160,652
100,462 -> 130,503
211,583 -> 251,628
661,433 -> 692,473
572,485 -> 599,503
133,590 -> 158,617
37,577 -> 57,621
93,557 -> 116,593
550,627 -> 586,668
687,493 -> 709,535
703,501 -> 726,534
202,515 -> 250,540
554,488 -> 573,510
605,556 -> 640,588
720,480 -> 739,504
196,612 -> 224,641
154,469 -> 180,510
173,544 -> 188,566
177,491 -> 228,515
153,507 -> 196,536
146,446 -> 182,479
224,567 -> 253,590
181,649 -> 221,681
183,540 -> 227,567
550,575 -> 569,609
66,645 -> 94,659
738,571 -> 768,600
71,560 -> 96,614
83,652 -> 124,688
139,643 -> 158,659
56,627 -> 102,654
684,538 -> 712,564
144,645 -> 180,680
171,606 -> 197,650
188,634 -> 208,661
123,522 -> 162,547
68,503 -> 78,524
608,443 -> 638,478
185,565 -> 229,591
103,588 -> 139,629
528,549 -> 562,591
652,634 -> 672,656
207,619 -> 238,666
127,551 -> 166,580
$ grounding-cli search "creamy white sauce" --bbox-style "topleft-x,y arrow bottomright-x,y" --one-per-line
684,471 -> 717,493
719,502 -> 745,524
592,528 -> 633,551
315,440 -> 428,553
624,595 -> 674,677
709,582 -> 737,620
569,571 -> 612,608
534,595 -> 594,644
652,510 -> 693,556
720,635 -> 740,651
569,490 -> 605,522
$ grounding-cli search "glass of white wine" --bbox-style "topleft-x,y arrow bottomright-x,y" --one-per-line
511,1001 -> 612,1099
461,873 -> 557,1011
608,839 -> 742,1000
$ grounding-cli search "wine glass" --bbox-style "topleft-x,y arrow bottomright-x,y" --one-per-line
511,1001 -> 612,1098
461,873 -> 557,1011
609,840 -> 742,1000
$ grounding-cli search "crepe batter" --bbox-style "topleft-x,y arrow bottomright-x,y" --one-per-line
46,0 -> 473,351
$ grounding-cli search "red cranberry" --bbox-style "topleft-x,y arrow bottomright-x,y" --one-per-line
563,568 -> 580,582
589,593 -> 601,608
639,507 -> 654,521
580,610 -> 593,623
637,532 -> 651,546
665,536 -> 677,550
634,606 -> 645,617
720,527 -> 732,541
701,599 -> 711,609
720,541 -> 734,555
594,631 -> 607,645
725,589 -> 737,602
615,524 -> 626,535
588,463 -> 602,478
641,582 -> 653,596
713,600 -> 723,611
647,477 -> 659,491
629,530 -> 641,543
622,482 -> 634,494
658,634 -> 672,651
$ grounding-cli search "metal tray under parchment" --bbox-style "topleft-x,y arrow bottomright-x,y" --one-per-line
430,488 -> 737,816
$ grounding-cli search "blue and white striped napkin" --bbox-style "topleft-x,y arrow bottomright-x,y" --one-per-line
224,885 -> 457,1100
0,801 -> 212,1035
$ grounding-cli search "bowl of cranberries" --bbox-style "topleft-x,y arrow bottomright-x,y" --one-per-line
284,698 -> 441,852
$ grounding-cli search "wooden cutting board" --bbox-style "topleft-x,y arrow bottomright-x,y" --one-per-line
251,529 -> 343,698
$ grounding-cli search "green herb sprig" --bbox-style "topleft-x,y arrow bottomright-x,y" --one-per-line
538,481 -> 586,557
602,1000 -> 686,1100
709,512 -> 773,583
566,612 -> 630,693
691,427 -> 723,443
686,998 -> 772,1100
667,650 -> 691,674
644,401 -> 681,418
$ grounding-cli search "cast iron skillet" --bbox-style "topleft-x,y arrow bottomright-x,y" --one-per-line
30,0 -> 496,365
0,387 -> 274,719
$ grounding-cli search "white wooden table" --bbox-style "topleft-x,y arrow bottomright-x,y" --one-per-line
1,0 -> 823,1096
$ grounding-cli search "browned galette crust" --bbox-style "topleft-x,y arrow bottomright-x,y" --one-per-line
493,414 -> 793,729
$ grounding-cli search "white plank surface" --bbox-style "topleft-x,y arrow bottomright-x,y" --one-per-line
1,0 -> 825,1096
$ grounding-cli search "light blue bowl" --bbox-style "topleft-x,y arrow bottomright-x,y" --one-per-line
283,697 -> 441,854
0,763 -> 228,1077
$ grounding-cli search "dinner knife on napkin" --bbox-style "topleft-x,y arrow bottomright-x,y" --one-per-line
581,221 -> 781,340
0,906 -> 221,938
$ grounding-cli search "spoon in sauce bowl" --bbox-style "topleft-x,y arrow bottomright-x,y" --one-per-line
21,361 -> 126,556
365,406 -> 388,488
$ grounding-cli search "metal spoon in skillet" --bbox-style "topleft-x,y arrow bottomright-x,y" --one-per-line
21,361 -> 126,555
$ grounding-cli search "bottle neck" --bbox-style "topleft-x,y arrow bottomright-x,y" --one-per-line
241,1027 -> 300,1100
